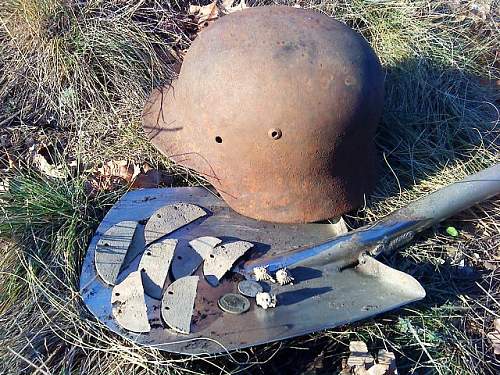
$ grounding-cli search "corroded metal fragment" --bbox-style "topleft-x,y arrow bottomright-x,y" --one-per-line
170,240 -> 203,280
144,203 -> 206,244
237,280 -> 263,297
161,276 -> 199,334
95,220 -> 138,285
201,240 -> 253,286
170,236 -> 222,281
111,271 -> 150,333
218,293 -> 250,315
139,239 -> 177,299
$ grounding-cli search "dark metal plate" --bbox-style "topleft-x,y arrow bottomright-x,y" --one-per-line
79,187 -> 425,355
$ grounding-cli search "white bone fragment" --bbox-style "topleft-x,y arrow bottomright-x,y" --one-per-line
202,240 -> 253,286
253,266 -> 275,282
139,239 -> 177,299
255,292 -> 277,309
144,203 -> 206,244
111,271 -> 150,333
275,268 -> 294,285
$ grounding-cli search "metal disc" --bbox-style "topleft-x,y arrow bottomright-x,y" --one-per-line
238,280 -> 263,298
218,293 -> 250,315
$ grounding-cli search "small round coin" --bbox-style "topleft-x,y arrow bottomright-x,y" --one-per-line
238,280 -> 263,297
218,293 -> 250,314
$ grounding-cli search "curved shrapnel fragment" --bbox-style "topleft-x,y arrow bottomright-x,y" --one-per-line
144,203 -> 206,245
139,239 -> 177,299
111,271 -> 150,333
95,220 -> 138,285
161,276 -> 199,334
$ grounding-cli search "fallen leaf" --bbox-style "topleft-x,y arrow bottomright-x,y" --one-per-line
131,167 -> 173,189
487,318 -> 500,355
376,349 -> 397,374
347,341 -> 374,368
31,145 -> 68,179
85,160 -> 139,195
0,178 -> 9,193
347,342 -> 398,375
97,160 -> 140,183
222,0 -> 247,14
189,1 -> 219,28
86,161 -> 172,195
367,364 -> 392,375
189,0 -> 248,32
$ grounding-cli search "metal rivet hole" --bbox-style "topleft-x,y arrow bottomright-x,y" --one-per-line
268,128 -> 282,140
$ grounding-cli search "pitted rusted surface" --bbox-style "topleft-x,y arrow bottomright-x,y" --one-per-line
143,6 -> 384,223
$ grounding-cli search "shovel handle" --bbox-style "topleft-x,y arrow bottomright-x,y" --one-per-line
239,163 -> 500,274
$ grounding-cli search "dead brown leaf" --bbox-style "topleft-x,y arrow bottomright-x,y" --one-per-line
346,342 -> 397,375
131,164 -> 173,189
30,144 -> 68,179
222,0 -> 247,14
189,0 -> 247,31
85,161 -> 172,195
189,1 -> 219,28
97,160 -> 140,184
85,160 -> 139,195
0,178 -> 9,193
347,341 -> 374,368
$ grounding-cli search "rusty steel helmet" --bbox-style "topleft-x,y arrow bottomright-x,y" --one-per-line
143,6 -> 384,223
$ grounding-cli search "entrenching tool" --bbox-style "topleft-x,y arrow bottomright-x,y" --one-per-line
80,164 -> 499,354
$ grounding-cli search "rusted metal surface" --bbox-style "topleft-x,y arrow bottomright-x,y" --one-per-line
143,6 -> 384,223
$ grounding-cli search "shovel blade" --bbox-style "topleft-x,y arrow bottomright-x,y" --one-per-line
80,187 -> 425,355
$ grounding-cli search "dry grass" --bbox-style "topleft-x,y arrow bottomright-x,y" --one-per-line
0,0 -> 499,374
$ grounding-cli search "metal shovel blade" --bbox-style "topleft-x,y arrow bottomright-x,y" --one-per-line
79,187 -> 425,355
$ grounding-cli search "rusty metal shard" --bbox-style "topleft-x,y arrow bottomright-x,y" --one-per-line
161,276 -> 199,334
202,240 -> 254,286
139,239 -> 177,299
95,220 -> 138,285
111,271 -> 150,333
144,203 -> 206,244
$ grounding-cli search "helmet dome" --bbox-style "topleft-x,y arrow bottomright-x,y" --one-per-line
143,6 -> 384,223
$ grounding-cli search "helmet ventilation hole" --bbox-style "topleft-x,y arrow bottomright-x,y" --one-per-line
215,136 -> 223,143
268,128 -> 282,140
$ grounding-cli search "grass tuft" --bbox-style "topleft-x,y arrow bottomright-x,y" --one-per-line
0,0 -> 190,133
